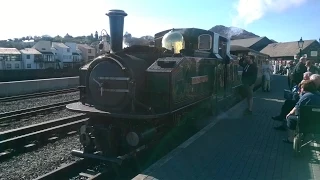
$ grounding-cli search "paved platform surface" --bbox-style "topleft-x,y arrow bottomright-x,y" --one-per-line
133,75 -> 320,180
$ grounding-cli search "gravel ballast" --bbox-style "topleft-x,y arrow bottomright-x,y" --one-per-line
0,92 -> 79,113
0,135 -> 81,180
0,109 -> 80,132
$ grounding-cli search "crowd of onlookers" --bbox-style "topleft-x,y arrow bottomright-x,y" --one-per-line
270,57 -> 320,143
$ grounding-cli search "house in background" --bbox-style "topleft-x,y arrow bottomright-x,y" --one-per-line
33,41 -> 57,69
231,37 -> 274,52
0,48 -> 22,70
20,48 -> 43,69
260,40 -> 320,63
65,42 -> 82,68
77,44 -> 96,62
52,42 -> 72,69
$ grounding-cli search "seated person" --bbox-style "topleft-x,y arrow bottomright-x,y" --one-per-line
303,72 -> 313,80
272,82 -> 302,122
272,73 -> 313,131
283,80 -> 320,143
310,74 -> 320,91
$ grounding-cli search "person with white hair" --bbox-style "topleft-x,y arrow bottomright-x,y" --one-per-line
303,72 -> 313,80
310,73 -> 320,90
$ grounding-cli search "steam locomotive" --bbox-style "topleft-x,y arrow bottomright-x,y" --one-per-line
66,9 -> 246,161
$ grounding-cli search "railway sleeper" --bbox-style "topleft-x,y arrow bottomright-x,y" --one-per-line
0,123 -> 85,161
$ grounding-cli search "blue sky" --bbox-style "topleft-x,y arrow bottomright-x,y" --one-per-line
1,0 -> 319,42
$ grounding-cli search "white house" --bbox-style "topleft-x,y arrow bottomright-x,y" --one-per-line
65,42 -> 82,64
32,41 -> 57,69
0,48 -> 22,70
20,48 -> 42,69
52,42 -> 72,68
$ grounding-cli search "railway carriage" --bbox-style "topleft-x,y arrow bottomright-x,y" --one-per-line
66,9 -> 260,161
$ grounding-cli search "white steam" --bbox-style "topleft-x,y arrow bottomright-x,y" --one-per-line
232,0 -> 308,27
226,27 -> 244,39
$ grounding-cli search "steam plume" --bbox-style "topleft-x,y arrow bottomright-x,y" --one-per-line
123,32 -> 153,47
232,0 -> 308,27
226,27 -> 244,39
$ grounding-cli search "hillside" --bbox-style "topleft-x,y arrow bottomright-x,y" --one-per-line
209,25 -> 259,40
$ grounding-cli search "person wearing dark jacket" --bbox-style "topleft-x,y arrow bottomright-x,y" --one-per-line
291,57 -> 307,86
286,61 -> 295,89
239,55 -> 258,115
306,60 -> 320,74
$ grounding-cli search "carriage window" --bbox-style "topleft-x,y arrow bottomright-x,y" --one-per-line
198,34 -> 212,50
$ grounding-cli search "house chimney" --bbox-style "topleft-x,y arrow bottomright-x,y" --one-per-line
106,10 -> 127,53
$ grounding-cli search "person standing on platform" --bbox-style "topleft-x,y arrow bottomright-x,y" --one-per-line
291,57 -> 307,86
239,55 -> 258,115
305,60 -> 320,74
286,61 -> 295,89
262,60 -> 273,92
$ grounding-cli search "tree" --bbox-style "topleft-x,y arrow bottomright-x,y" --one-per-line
95,31 -> 98,40
64,33 -> 73,38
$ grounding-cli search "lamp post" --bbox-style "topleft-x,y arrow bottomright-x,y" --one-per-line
298,37 -> 304,59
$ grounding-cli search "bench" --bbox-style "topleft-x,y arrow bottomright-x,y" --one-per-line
293,105 -> 320,156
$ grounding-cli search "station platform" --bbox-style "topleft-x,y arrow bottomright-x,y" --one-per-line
133,75 -> 320,180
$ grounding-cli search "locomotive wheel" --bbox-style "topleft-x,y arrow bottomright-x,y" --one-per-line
80,125 -> 95,153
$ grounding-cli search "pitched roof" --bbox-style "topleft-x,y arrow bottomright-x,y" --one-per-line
231,37 -> 264,48
77,44 -> 94,50
20,48 -> 42,55
52,42 -> 69,48
230,45 -> 269,57
0,48 -> 21,55
260,40 -> 316,57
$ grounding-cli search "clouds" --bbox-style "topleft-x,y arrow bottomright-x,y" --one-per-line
231,0 -> 308,27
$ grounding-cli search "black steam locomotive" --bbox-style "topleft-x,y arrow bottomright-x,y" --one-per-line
66,9 -> 243,160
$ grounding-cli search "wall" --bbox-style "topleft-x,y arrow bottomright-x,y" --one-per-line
0,76 -> 79,97
302,41 -> 320,62
22,54 -> 37,69
0,69 -> 79,82
4,61 -> 23,70
78,45 -> 96,62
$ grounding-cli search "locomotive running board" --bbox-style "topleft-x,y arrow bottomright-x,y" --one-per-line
71,145 -> 146,166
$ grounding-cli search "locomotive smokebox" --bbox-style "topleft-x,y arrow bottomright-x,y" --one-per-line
106,9 -> 127,53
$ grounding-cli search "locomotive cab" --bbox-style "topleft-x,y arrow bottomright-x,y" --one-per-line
155,28 -> 233,61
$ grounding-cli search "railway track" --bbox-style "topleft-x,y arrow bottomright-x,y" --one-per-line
0,88 -> 79,102
0,99 -> 79,123
0,114 -> 88,160
35,145 -> 147,180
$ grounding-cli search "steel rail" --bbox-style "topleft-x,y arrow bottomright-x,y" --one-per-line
0,118 -> 87,160
0,114 -> 87,141
35,145 -> 148,180
0,99 -> 79,122
0,88 -> 79,102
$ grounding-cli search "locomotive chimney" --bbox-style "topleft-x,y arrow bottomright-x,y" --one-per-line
106,9 -> 127,53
